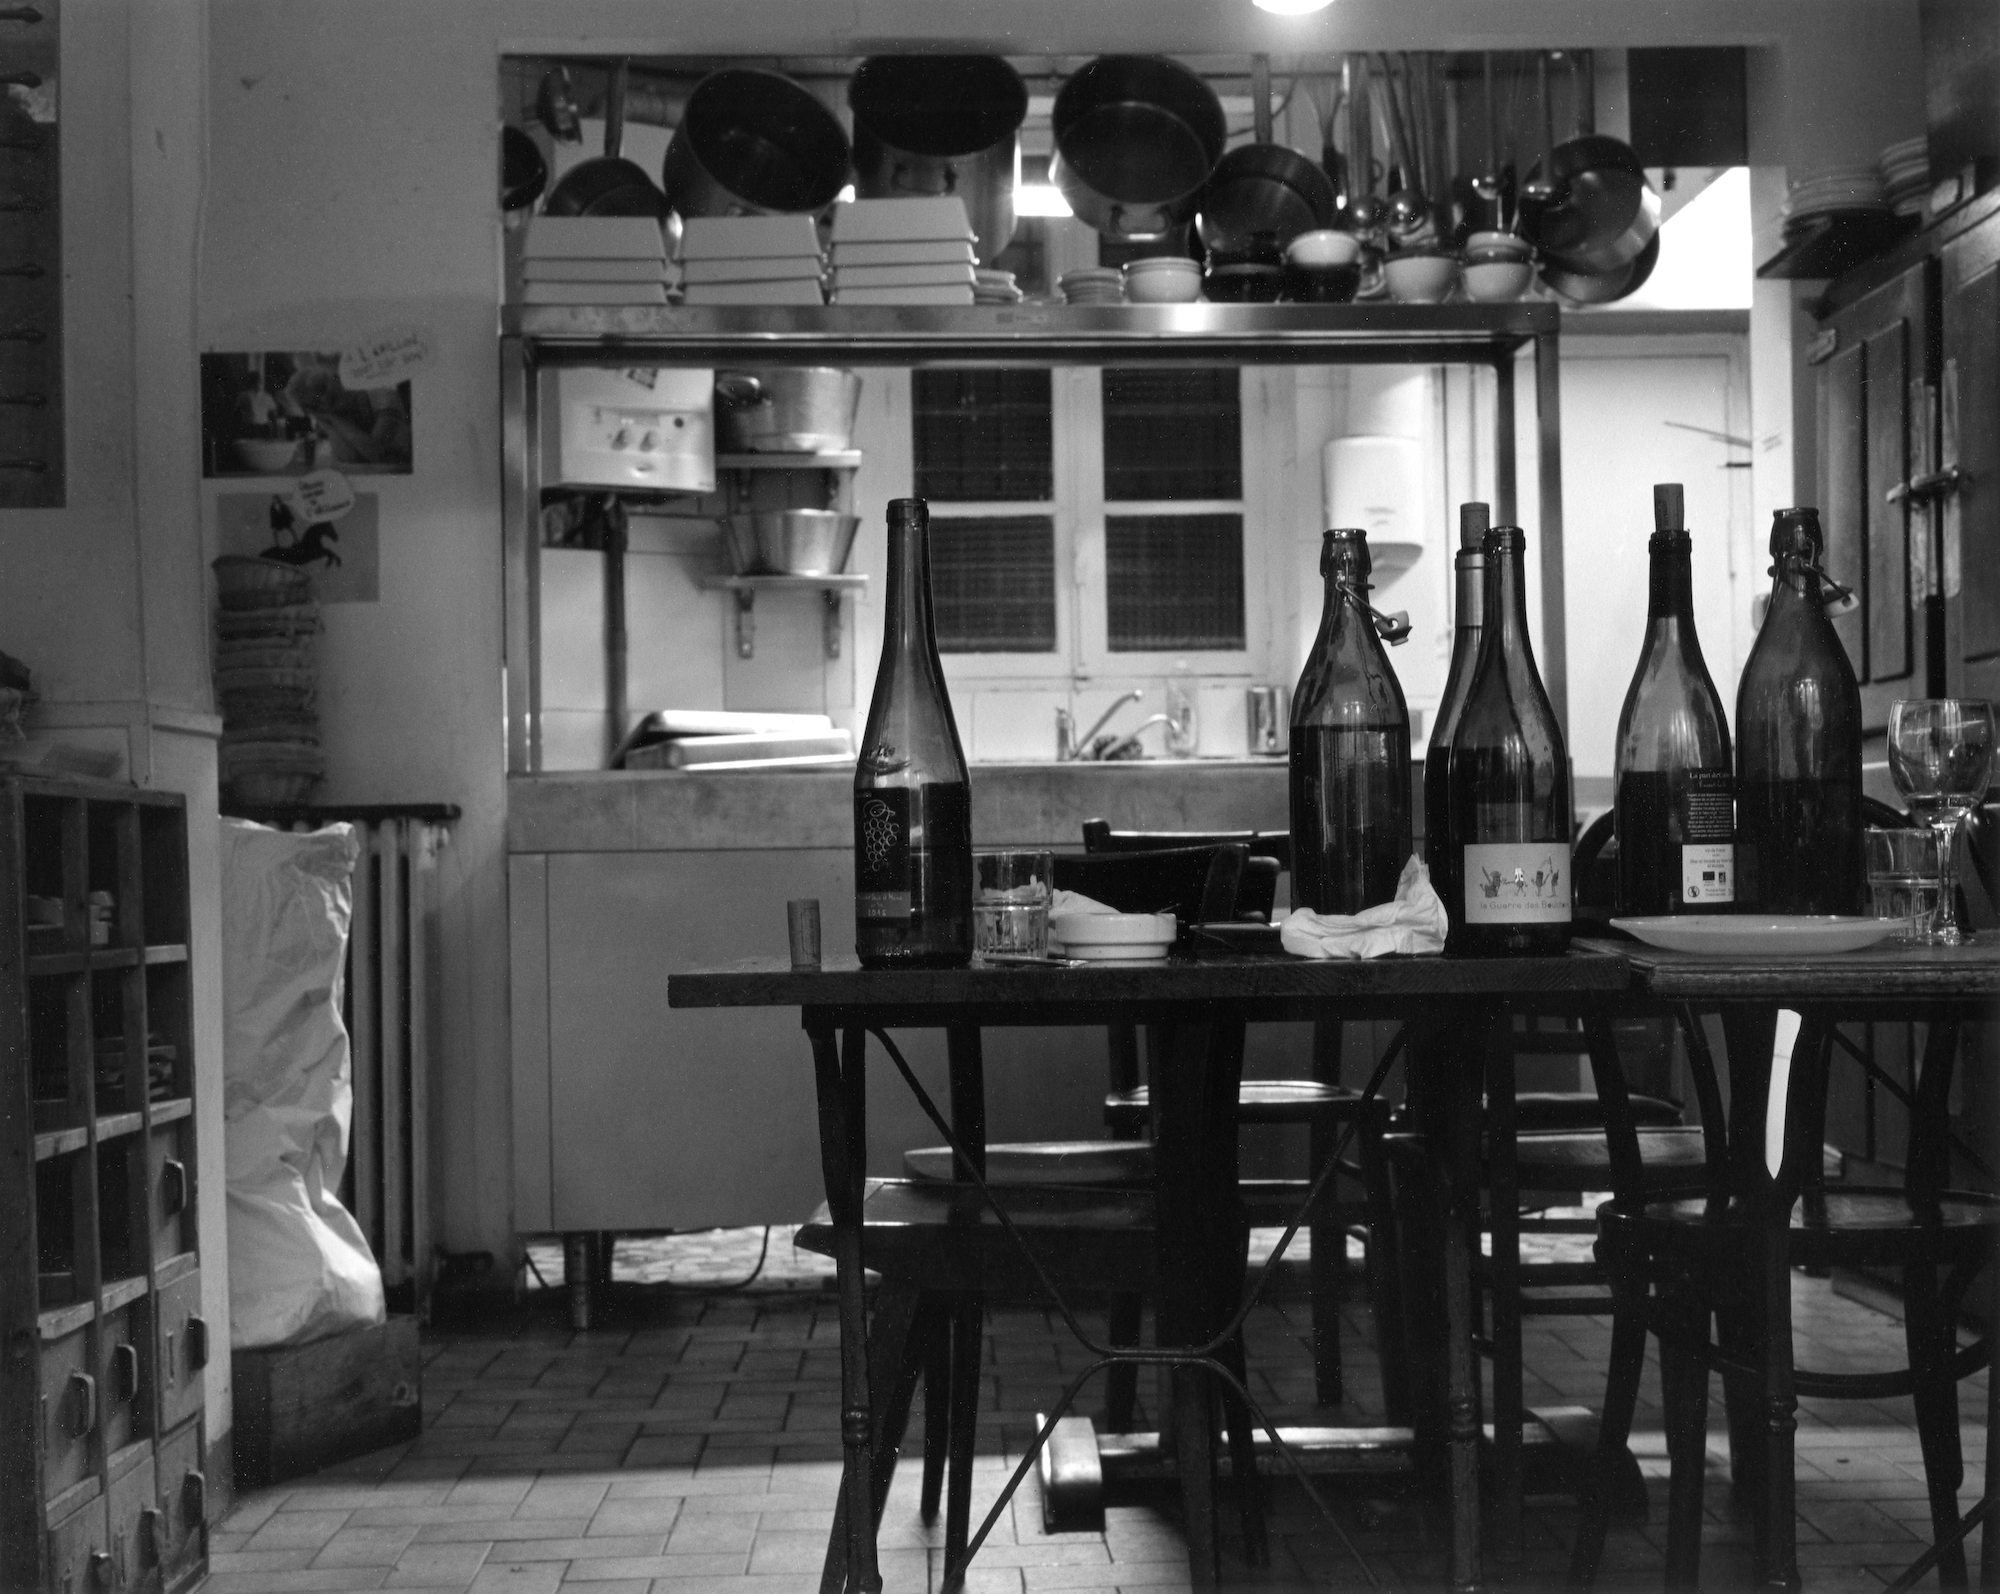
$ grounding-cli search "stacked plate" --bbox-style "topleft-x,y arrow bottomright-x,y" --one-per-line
680,215 -> 826,307
1058,267 -> 1124,306
1880,136 -> 1929,218
1783,165 -> 1888,242
212,558 -> 323,808
829,198 -> 976,306
974,268 -> 1023,305
520,217 -> 672,307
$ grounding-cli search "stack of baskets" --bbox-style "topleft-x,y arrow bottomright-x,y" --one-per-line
212,556 -> 323,809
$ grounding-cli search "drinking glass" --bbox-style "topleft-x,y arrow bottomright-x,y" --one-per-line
1863,828 -> 1943,943
973,849 -> 1054,959
1886,698 -> 1996,945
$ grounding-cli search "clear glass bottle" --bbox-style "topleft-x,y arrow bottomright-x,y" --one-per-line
1423,502 -> 1489,906
1613,484 -> 1735,915
1735,506 -> 1864,914
1445,523 -> 1572,955
1289,529 -> 1413,914
854,498 -> 974,967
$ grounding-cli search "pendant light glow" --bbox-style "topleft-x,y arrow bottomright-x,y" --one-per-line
1252,0 -> 1336,13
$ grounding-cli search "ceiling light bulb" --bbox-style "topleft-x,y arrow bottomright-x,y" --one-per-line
1252,0 -> 1336,13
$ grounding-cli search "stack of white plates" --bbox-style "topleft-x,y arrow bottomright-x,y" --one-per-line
1058,267 -> 1124,306
829,199 -> 977,306
1784,166 -> 1888,238
974,268 -> 1023,305
1879,136 -> 1929,217
679,215 -> 827,307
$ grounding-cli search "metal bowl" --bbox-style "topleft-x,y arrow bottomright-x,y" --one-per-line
723,510 -> 861,576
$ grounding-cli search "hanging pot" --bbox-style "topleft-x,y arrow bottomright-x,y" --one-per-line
662,68 -> 851,219
848,55 -> 1027,265
542,60 -> 668,219
502,126 -> 548,212
1196,143 -> 1338,258
1050,56 -> 1226,241
1539,228 -> 1659,305
1523,55 -> 1659,274
713,369 -> 862,454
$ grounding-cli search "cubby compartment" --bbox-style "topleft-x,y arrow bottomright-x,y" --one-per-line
143,963 -> 193,1103
94,1136 -> 145,1288
84,802 -> 132,948
30,973 -> 78,1120
140,805 -> 190,949
36,1152 -> 85,1307
91,967 -> 148,1116
23,795 -> 70,949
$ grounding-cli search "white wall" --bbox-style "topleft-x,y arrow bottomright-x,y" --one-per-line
195,0 -> 1923,1272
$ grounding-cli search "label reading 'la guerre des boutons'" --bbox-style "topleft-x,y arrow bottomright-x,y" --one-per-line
1463,842 -> 1573,924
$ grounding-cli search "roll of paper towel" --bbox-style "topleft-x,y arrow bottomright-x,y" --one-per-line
1322,435 -> 1426,573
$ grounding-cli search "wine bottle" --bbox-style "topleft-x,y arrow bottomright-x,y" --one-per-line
1423,502 -> 1489,909
1446,522 -> 1572,955
1612,484 -> 1735,915
1290,528 -> 1413,914
1735,506 -> 1864,914
854,497 -> 974,967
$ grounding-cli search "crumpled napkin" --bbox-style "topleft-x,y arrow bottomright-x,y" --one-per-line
1050,888 -> 1119,918
1279,854 -> 1448,959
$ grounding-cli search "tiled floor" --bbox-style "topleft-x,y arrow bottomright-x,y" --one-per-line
199,1228 -> 1990,1594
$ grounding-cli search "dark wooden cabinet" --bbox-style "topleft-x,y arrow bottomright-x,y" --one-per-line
1939,214 -> 2000,703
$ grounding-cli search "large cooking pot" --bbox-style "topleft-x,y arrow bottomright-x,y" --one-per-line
662,68 -> 851,219
542,60 -> 668,219
1196,143 -> 1338,257
848,55 -> 1028,265
714,369 -> 862,454
1050,56 -> 1226,241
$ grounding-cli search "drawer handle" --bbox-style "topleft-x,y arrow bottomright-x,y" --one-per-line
87,1548 -> 111,1588
161,1331 -> 173,1387
182,1469 -> 206,1525
186,1316 -> 209,1370
111,1342 -> 139,1402
160,1158 -> 188,1215
1887,464 -> 1968,505
68,1370 -> 96,1435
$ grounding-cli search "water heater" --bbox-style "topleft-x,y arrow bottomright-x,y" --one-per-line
543,366 -> 716,493
1322,435 -> 1426,574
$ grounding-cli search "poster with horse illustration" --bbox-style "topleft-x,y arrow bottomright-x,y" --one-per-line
213,490 -> 380,604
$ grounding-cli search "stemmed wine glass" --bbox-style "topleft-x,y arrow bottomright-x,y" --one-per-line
1887,698 -> 1996,945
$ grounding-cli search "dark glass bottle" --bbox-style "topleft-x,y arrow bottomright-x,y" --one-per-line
1289,529 -> 1412,914
1423,502 -> 1489,902
854,498 -> 974,967
1445,523 -> 1572,955
1613,484 -> 1735,915
1735,506 -> 1864,914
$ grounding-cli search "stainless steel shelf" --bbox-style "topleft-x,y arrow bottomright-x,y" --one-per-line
507,301 -> 1555,368
698,574 -> 868,661
716,451 -> 863,471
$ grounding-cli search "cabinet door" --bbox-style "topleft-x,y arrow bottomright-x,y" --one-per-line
44,1494 -> 108,1594
105,1450 -> 156,1593
152,1420 -> 203,1591
1817,261 -> 1935,731
1940,214 -> 2000,703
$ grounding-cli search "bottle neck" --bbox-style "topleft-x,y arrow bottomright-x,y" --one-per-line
1646,532 -> 1695,622
1454,554 -> 1485,635
884,520 -> 937,663
1484,539 -> 1533,657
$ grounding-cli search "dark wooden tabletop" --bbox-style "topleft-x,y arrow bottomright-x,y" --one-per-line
667,947 -> 1631,1013
1572,933 -> 2000,1003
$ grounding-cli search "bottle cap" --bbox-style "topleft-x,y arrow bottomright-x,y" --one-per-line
1322,527 -> 1372,582
1768,506 -> 1823,559
1458,502 -> 1491,549
1653,483 -> 1685,533
1484,524 -> 1526,554
887,497 -> 928,530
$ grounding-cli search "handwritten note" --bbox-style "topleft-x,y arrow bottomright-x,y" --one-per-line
287,469 -> 357,524
340,326 -> 434,390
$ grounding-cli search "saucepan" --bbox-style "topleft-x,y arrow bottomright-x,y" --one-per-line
541,60 -> 668,219
1050,56 -> 1226,241
713,369 -> 862,454
849,55 -> 1028,264
1196,142 -> 1338,258
1522,55 -> 1660,275
662,68 -> 851,218
724,510 -> 862,576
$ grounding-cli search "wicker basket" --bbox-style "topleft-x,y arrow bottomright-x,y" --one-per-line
213,556 -> 312,611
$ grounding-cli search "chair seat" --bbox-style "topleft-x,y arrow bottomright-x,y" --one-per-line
797,1177 -> 1158,1295
1512,1092 -> 1685,1131
1105,1078 -> 1374,1131
1511,1126 -> 1712,1195
1599,1185 -> 2000,1272
903,1141 -> 1154,1186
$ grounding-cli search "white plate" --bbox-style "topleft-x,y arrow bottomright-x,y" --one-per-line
1051,943 -> 1171,963
1048,910 -> 1176,947
1609,915 -> 1900,956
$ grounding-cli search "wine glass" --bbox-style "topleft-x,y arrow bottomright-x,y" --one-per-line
1887,698 -> 1996,945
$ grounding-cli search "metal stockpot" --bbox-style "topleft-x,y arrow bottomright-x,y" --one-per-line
713,369 -> 862,454
661,68 -> 851,218
1197,143 -> 1338,258
848,55 -> 1028,265
1050,56 -> 1226,241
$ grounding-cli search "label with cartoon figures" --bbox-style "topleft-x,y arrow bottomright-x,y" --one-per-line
1463,842 -> 1573,923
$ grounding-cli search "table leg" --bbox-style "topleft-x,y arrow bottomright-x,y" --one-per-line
942,1024 -> 987,1588
809,1019 -> 881,1594
1717,1007 -> 1781,1517
1485,1008 -> 1524,1572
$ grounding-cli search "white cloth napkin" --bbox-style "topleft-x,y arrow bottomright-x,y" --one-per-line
1279,855 -> 1448,959
1049,888 -> 1119,918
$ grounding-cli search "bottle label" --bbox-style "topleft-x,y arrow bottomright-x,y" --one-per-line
1463,842 -> 1573,924
855,789 -> 912,921
1681,844 -> 1735,904
1678,768 -> 1735,905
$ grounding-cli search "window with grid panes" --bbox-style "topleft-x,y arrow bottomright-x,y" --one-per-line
910,365 -> 1246,659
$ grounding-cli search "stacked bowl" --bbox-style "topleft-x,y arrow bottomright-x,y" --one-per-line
1880,137 -> 1929,218
1121,255 -> 1202,303
1058,267 -> 1124,306
212,556 -> 323,809
974,268 -> 1023,305
1460,231 -> 1535,303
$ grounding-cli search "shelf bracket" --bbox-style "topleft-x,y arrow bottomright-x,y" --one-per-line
822,590 -> 843,660
732,589 -> 755,659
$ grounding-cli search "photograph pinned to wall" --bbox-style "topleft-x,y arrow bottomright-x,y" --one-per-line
200,350 -> 413,477
214,487 -> 380,604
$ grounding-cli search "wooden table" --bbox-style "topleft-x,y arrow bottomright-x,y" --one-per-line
1575,934 -> 2000,1592
669,949 -> 1630,1593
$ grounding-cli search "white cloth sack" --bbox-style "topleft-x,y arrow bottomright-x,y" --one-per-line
220,819 -> 385,1348
1280,855 -> 1449,959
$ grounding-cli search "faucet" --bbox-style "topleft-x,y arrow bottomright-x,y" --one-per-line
1057,689 -> 1145,761
1099,713 -> 1175,761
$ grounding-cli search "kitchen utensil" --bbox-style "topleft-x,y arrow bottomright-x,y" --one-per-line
1608,915 -> 1899,956
1539,227 -> 1658,304
1383,250 -> 1458,303
1049,55 -> 1226,241
542,60 -> 668,220
1246,685 -> 1288,756
536,67 -> 583,143
787,899 -> 822,972
1121,256 -> 1202,303
713,368 -> 861,454
1461,258 -> 1534,302
502,126 -> 549,213
662,67 -> 851,219
1287,229 -> 1363,267
722,509 -> 861,576
1195,142 -> 1338,257
1525,54 -> 1659,274
1048,908 -> 1176,960
848,55 -> 1027,265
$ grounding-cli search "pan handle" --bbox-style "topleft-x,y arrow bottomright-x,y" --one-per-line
603,59 -> 629,163
713,374 -> 765,409
891,161 -> 957,197
1107,202 -> 1171,239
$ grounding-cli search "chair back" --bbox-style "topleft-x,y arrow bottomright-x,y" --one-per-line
1052,843 -> 1248,932
1082,818 -> 1292,874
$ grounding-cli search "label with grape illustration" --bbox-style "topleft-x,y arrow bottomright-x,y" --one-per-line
1462,841 -> 1573,923
854,789 -> 912,921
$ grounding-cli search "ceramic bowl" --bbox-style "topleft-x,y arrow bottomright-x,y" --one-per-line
1384,252 -> 1459,304
1465,230 -> 1532,259
1285,228 -> 1363,268
1462,259 -> 1535,303
1121,257 -> 1203,303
